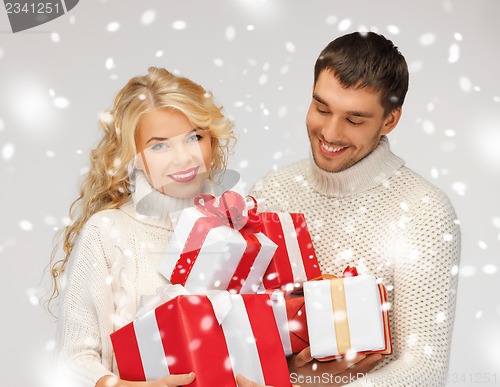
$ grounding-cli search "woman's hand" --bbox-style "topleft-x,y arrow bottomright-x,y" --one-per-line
96,372 -> 195,387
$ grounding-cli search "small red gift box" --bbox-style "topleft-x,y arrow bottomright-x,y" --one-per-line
111,291 -> 292,387
258,210 -> 321,290
266,290 -> 309,356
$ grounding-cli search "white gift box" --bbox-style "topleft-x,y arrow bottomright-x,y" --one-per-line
303,275 -> 390,358
158,205 -> 277,294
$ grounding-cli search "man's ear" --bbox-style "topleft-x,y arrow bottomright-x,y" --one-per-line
381,107 -> 402,135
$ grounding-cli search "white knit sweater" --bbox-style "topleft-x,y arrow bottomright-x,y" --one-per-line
54,173 -> 207,386
251,137 -> 461,386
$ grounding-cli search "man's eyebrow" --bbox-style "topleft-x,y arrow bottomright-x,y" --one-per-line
313,93 -> 373,118
346,110 -> 374,118
312,93 -> 329,106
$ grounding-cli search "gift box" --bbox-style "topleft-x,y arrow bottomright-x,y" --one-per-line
303,267 -> 392,359
111,289 -> 292,387
267,291 -> 309,356
158,191 -> 277,294
258,210 -> 321,290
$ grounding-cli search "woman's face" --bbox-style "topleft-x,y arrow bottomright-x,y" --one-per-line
134,108 -> 213,199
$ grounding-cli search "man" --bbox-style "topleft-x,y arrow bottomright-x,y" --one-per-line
251,32 -> 460,386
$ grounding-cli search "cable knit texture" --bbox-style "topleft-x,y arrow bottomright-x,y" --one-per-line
251,137 -> 461,386
54,173 -> 211,386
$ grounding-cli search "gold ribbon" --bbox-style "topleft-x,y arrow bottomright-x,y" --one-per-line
329,278 -> 352,354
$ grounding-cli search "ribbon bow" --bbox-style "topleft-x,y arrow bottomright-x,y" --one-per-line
194,191 -> 262,233
169,191 -> 263,293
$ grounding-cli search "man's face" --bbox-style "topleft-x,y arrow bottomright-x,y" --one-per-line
306,70 -> 401,173
134,108 -> 212,199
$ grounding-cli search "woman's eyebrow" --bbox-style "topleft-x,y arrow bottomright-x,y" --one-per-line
146,136 -> 169,144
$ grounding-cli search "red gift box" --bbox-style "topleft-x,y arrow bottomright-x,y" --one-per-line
158,191 -> 277,294
266,290 -> 309,356
111,292 -> 292,387
258,211 -> 321,290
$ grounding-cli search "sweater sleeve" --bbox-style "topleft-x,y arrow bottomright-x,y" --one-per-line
54,217 -> 117,386
349,189 -> 461,386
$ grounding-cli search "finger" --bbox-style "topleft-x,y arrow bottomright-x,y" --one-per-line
292,347 -> 313,368
236,374 -> 269,387
160,372 -> 196,386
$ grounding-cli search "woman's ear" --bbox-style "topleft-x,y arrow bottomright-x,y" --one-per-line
381,107 -> 402,135
134,152 -> 146,171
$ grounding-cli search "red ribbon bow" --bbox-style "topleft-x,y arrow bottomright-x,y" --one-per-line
342,265 -> 359,278
194,191 -> 262,233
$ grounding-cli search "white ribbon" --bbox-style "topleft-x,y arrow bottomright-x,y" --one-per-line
278,212 -> 308,284
136,284 -> 233,325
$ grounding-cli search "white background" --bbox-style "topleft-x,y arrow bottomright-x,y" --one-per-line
0,1 -> 499,386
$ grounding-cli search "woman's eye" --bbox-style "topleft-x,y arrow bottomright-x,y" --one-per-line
187,134 -> 203,142
151,142 -> 168,151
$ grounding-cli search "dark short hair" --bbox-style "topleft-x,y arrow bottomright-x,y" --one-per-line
314,32 -> 409,115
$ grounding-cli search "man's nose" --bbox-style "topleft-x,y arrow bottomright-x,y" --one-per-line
321,116 -> 344,142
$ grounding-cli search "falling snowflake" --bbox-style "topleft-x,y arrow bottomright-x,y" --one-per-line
54,97 -> 70,109
172,20 -> 187,30
451,181 -> 467,196
50,32 -> 60,43
105,57 -> 116,70
285,41 -> 296,53
419,33 -> 436,46
141,10 -> 156,25
459,265 -> 475,277
225,26 -> 236,41
387,25 -> 400,35
106,22 -> 120,32
2,142 -> 14,160
214,58 -> 224,67
483,264 -> 497,275
239,160 -> 249,169
448,43 -> 460,63
19,220 -> 33,231
338,18 -> 351,31
325,15 -> 337,25
459,76 -> 472,92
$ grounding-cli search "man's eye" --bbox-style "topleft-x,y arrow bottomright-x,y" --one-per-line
347,118 -> 363,126
316,107 -> 329,115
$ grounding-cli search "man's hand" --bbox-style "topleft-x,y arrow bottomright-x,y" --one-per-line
235,374 -> 301,387
288,347 -> 384,386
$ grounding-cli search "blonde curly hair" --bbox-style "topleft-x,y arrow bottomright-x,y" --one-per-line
47,67 -> 235,313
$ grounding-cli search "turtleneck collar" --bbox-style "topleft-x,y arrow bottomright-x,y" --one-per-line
120,171 -> 215,230
308,136 -> 405,198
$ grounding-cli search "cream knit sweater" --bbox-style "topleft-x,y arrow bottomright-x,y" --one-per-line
251,136 -> 461,386
54,173 -> 203,386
